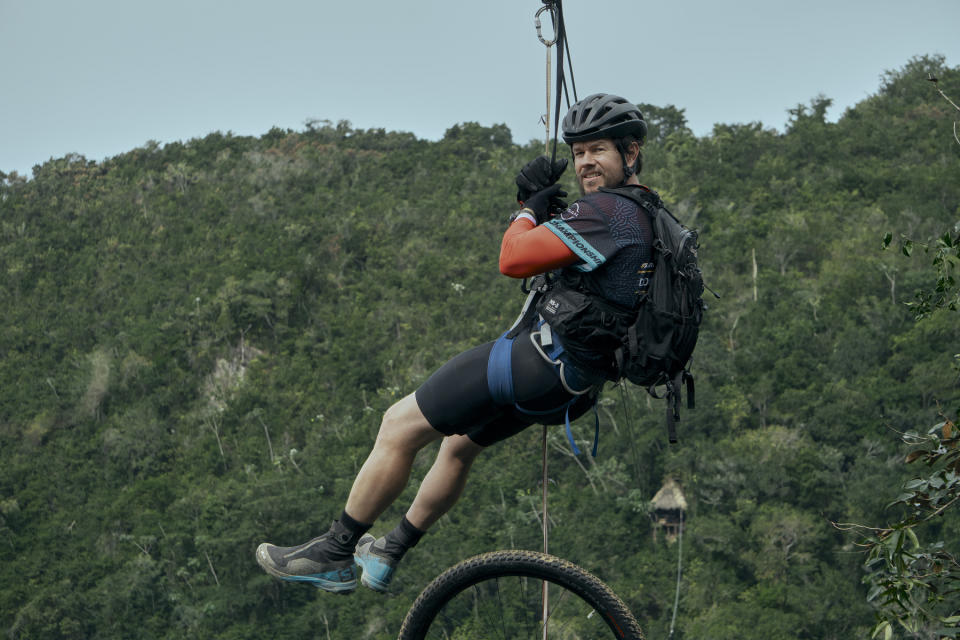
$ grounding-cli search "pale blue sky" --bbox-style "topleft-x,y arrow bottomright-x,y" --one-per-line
2,0 -> 959,177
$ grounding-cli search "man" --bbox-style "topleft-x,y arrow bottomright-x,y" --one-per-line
255,93 -> 654,593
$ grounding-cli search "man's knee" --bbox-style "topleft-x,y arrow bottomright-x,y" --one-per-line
376,394 -> 440,451
441,434 -> 485,465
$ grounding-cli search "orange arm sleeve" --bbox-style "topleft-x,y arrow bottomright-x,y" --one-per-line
499,218 -> 578,278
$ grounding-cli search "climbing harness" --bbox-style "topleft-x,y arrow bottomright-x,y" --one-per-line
485,325 -> 601,456
529,324 -> 602,456
529,325 -> 595,397
489,268 -> 602,458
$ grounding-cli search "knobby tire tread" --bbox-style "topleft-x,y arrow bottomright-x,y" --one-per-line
398,549 -> 644,640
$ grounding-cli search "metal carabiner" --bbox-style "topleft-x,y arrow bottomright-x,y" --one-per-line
535,4 -> 558,47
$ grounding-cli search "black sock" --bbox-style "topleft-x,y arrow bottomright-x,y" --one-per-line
339,510 -> 372,538
381,515 -> 426,560
323,510 -> 372,561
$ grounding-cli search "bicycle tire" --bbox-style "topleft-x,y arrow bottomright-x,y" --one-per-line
398,549 -> 644,639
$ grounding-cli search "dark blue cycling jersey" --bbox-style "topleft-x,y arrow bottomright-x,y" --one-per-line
543,188 -> 654,308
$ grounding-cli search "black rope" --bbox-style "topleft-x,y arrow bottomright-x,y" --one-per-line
548,0 -> 578,166
550,20 -> 564,165
558,0 -> 578,106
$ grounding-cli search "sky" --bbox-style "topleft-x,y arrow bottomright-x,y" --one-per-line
2,0 -> 959,178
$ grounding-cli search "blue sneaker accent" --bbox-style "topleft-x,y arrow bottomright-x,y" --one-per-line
355,534 -> 399,593
256,538 -> 357,593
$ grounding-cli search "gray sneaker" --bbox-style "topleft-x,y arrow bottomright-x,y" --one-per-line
256,535 -> 357,593
354,534 -> 400,593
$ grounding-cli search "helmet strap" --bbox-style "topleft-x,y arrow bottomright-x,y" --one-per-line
614,139 -> 636,185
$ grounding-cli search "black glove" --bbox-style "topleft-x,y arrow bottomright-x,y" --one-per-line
522,183 -> 568,224
516,155 -> 568,203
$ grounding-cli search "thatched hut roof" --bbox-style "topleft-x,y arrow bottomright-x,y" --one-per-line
651,477 -> 687,511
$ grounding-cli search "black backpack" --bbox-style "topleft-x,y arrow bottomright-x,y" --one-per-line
535,186 -> 706,442
611,186 -> 705,442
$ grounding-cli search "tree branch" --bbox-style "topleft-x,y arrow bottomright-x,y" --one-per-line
928,74 -> 960,146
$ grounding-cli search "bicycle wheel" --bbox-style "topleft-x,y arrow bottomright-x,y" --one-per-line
398,550 -> 644,639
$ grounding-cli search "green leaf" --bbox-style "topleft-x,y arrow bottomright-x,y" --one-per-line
905,527 -> 920,549
888,529 -> 903,552
891,492 -> 915,505
871,620 -> 892,640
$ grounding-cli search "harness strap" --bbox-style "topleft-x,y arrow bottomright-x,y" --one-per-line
664,370 -> 695,444
531,328 -> 596,396
487,331 -> 517,406
486,329 -> 600,456
533,324 -> 601,456
627,323 -> 639,366
508,275 -> 549,339
665,379 -> 679,445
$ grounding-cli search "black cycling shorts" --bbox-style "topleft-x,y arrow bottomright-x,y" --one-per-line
415,328 -> 596,447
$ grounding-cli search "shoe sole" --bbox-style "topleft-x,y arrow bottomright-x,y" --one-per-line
359,570 -> 390,593
256,544 -> 357,594
354,547 -> 392,593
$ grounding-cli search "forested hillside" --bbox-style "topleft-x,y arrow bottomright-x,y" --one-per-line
1,55 -> 958,639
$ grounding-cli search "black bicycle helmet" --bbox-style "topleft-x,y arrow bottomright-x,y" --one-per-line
561,93 -> 647,145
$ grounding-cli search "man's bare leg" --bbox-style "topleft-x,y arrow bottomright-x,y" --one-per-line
344,393 -> 445,524
353,431 -> 486,592
406,433 -> 486,530
256,393 -> 443,591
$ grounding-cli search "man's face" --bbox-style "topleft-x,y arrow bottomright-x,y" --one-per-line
572,138 -> 624,194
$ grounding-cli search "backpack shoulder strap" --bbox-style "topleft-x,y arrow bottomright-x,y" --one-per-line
599,185 -> 661,215
600,186 -> 690,232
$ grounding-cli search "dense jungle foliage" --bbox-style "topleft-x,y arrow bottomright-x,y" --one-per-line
1,55 -> 958,639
